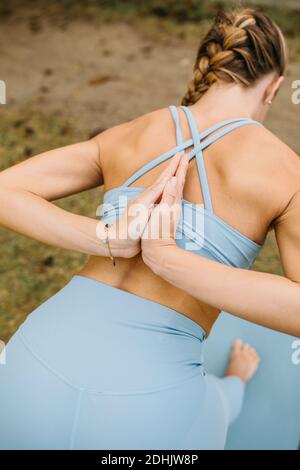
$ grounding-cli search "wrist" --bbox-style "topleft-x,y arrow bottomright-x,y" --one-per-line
157,243 -> 182,278
142,238 -> 179,277
97,221 -> 117,263
100,221 -> 140,259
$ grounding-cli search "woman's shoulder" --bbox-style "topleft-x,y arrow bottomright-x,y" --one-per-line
253,125 -> 300,218
93,106 -> 170,152
262,126 -> 299,192
93,106 -> 173,184
214,120 -> 300,223
231,122 -> 300,184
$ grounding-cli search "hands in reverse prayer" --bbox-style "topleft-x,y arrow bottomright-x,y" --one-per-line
105,151 -> 190,267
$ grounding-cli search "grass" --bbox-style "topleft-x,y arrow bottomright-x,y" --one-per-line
2,0 -> 300,38
0,107 -> 103,343
2,1 -> 300,60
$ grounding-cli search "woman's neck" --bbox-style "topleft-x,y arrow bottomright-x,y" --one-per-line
189,82 -> 261,122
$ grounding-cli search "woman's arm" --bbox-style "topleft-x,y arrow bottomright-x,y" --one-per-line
141,155 -> 300,337
0,126 -> 181,257
0,136 -> 110,255
151,244 -> 300,337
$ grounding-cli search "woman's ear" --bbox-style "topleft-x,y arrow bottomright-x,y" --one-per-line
264,75 -> 284,104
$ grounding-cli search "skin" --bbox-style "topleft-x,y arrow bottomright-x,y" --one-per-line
0,71 -> 299,339
224,340 -> 260,384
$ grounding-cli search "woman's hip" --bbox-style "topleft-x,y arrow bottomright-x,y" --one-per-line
0,331 -> 210,450
14,274 -> 206,393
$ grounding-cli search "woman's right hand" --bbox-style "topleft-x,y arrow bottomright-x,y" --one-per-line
105,152 -> 183,259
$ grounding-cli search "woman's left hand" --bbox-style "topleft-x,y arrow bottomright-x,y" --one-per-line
141,152 -> 190,275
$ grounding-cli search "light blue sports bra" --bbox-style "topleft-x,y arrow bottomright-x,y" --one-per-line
100,105 -> 264,268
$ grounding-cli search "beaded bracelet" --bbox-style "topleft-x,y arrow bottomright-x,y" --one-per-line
100,223 -> 116,266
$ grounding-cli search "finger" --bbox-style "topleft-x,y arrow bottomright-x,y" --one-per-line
174,151 -> 190,203
155,152 -> 182,185
160,176 -> 178,207
159,152 -> 189,206
134,152 -> 182,207
160,176 -> 182,239
160,153 -> 189,232
159,152 -> 189,209
176,151 -> 190,184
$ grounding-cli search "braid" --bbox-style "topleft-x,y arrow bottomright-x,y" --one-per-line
181,8 -> 286,106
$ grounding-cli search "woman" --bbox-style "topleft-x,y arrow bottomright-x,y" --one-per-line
0,8 -> 299,449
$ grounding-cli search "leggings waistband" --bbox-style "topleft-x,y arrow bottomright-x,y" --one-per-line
74,275 -> 206,341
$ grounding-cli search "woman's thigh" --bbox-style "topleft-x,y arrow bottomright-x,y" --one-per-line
0,332 -> 79,450
0,334 -> 228,450
66,374 -> 228,450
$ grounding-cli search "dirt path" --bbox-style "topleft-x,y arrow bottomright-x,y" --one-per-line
1,13 -> 299,152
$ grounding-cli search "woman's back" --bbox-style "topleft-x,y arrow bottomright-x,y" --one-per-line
79,103 -> 300,335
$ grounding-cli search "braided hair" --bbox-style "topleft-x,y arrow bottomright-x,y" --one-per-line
181,8 -> 287,106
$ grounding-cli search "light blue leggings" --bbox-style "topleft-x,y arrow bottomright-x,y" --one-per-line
0,275 -> 244,450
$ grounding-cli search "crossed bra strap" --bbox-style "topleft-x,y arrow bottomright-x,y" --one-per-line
169,104 -> 184,154
180,105 -> 214,212
122,105 -> 263,213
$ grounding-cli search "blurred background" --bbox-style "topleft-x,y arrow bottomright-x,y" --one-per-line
0,0 -> 299,343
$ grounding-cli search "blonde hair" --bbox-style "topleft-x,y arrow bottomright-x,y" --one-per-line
181,8 -> 287,106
